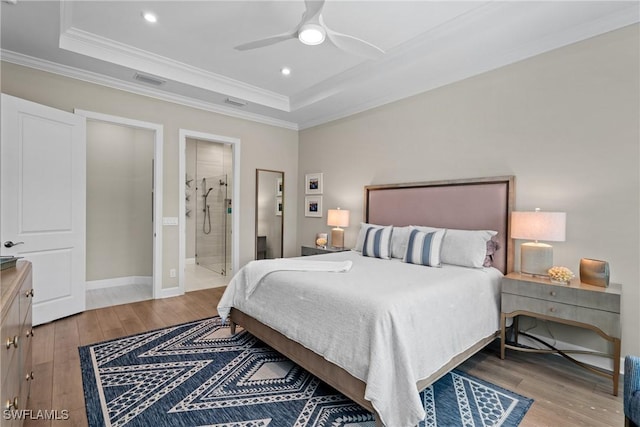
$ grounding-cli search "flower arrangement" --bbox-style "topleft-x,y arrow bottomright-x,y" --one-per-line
548,266 -> 574,284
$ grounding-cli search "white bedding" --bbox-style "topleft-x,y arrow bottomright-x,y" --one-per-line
217,251 -> 503,427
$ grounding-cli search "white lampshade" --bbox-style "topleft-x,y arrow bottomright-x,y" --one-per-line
327,209 -> 350,228
511,210 -> 566,242
327,208 -> 350,249
511,209 -> 566,276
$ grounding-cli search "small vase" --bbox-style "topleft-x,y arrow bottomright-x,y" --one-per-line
550,278 -> 569,285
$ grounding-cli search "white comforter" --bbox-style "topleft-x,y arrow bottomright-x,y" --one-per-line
217,251 -> 503,427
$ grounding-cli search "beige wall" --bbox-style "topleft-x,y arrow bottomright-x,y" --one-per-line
1,61 -> 299,289
298,25 -> 640,356
86,121 -> 154,281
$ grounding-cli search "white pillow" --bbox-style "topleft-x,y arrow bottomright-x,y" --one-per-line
361,225 -> 393,260
412,226 -> 497,268
391,226 -> 411,259
402,228 -> 445,267
441,229 -> 497,268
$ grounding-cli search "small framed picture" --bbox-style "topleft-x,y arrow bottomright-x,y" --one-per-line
304,196 -> 322,217
275,197 -> 283,216
276,177 -> 283,196
305,173 -> 323,195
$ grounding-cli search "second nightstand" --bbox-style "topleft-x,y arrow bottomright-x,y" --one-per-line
300,245 -> 349,256
500,272 -> 622,396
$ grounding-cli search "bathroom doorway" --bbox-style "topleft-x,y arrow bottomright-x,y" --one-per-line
82,116 -> 161,309
185,138 -> 233,290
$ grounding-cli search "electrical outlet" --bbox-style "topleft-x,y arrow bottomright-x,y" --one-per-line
169,269 -> 176,278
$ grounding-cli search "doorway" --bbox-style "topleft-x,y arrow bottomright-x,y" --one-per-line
179,130 -> 240,293
76,109 -> 163,307
187,140 -> 232,288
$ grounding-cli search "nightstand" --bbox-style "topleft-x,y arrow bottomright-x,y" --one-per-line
300,245 -> 349,256
500,272 -> 622,396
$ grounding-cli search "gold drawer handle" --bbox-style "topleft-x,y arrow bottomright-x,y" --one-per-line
25,329 -> 34,338
6,335 -> 18,349
5,396 -> 18,410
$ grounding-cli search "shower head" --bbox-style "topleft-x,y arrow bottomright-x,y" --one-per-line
204,187 -> 213,197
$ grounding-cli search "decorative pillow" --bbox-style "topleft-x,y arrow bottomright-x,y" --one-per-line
484,238 -> 500,267
355,223 -> 385,252
361,225 -> 393,260
391,226 -> 411,259
412,226 -> 497,268
402,228 -> 445,267
441,229 -> 498,268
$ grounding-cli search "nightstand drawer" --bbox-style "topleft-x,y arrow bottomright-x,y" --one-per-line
502,277 -> 620,313
501,293 -> 621,337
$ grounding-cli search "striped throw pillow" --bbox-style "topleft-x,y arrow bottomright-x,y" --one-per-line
361,226 -> 393,260
403,228 -> 445,267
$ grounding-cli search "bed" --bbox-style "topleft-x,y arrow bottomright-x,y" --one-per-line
218,176 -> 515,426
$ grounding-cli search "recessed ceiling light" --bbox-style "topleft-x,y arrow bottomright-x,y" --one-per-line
298,24 -> 325,46
142,12 -> 157,23
281,67 -> 291,76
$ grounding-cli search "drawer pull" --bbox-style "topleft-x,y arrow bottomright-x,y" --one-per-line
24,288 -> 34,298
25,329 -> 34,338
6,335 -> 19,349
550,291 -> 557,297
549,307 -> 557,313
5,397 -> 18,410
25,371 -> 34,381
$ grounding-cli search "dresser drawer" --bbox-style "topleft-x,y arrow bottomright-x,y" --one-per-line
19,268 -> 33,326
502,277 -> 620,313
502,293 -> 621,337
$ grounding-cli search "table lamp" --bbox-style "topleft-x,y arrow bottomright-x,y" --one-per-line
511,208 -> 566,276
327,208 -> 350,249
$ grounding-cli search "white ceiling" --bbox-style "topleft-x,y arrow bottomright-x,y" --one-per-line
1,1 -> 638,130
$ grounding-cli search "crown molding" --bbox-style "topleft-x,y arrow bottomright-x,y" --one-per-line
0,50 -> 299,131
59,26 -> 291,112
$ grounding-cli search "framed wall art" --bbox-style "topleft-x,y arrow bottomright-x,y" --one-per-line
305,173 -> 323,195
304,195 -> 322,217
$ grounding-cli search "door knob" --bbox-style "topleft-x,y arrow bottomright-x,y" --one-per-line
3,241 -> 24,248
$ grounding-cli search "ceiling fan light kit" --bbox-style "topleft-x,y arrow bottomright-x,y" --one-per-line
298,23 -> 325,45
233,0 -> 384,59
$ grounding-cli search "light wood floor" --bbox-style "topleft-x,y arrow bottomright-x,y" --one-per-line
24,287 -> 623,427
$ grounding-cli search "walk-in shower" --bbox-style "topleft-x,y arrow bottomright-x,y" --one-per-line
196,174 -> 231,275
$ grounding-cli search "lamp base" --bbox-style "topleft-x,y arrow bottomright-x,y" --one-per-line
331,228 -> 344,249
520,242 -> 553,276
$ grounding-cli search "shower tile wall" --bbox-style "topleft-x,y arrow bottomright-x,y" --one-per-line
186,139 -> 232,275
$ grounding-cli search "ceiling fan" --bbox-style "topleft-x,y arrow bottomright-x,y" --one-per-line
234,0 -> 385,59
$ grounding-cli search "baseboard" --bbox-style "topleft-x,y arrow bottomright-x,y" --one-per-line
185,258 -> 195,265
159,287 -> 184,298
517,332 -> 624,375
86,276 -> 153,290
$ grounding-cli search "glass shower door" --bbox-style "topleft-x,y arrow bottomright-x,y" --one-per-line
196,174 -> 230,275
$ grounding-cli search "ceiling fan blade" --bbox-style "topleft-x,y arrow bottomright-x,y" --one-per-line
324,28 -> 385,60
234,32 -> 296,51
303,0 -> 325,21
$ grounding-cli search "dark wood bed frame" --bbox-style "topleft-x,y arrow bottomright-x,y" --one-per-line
230,176 -> 515,425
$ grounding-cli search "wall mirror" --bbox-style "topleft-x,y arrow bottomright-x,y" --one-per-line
255,169 -> 284,260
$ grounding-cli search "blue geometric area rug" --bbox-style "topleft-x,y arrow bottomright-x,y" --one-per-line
79,316 -> 533,427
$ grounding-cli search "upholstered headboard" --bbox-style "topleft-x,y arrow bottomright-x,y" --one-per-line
364,176 -> 515,274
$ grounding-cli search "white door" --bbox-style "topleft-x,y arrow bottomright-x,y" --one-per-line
1,94 -> 86,325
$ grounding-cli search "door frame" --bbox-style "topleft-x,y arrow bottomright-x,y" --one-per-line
179,129 -> 241,294
75,109 -> 164,299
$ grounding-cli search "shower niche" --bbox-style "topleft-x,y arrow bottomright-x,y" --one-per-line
187,139 -> 233,276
